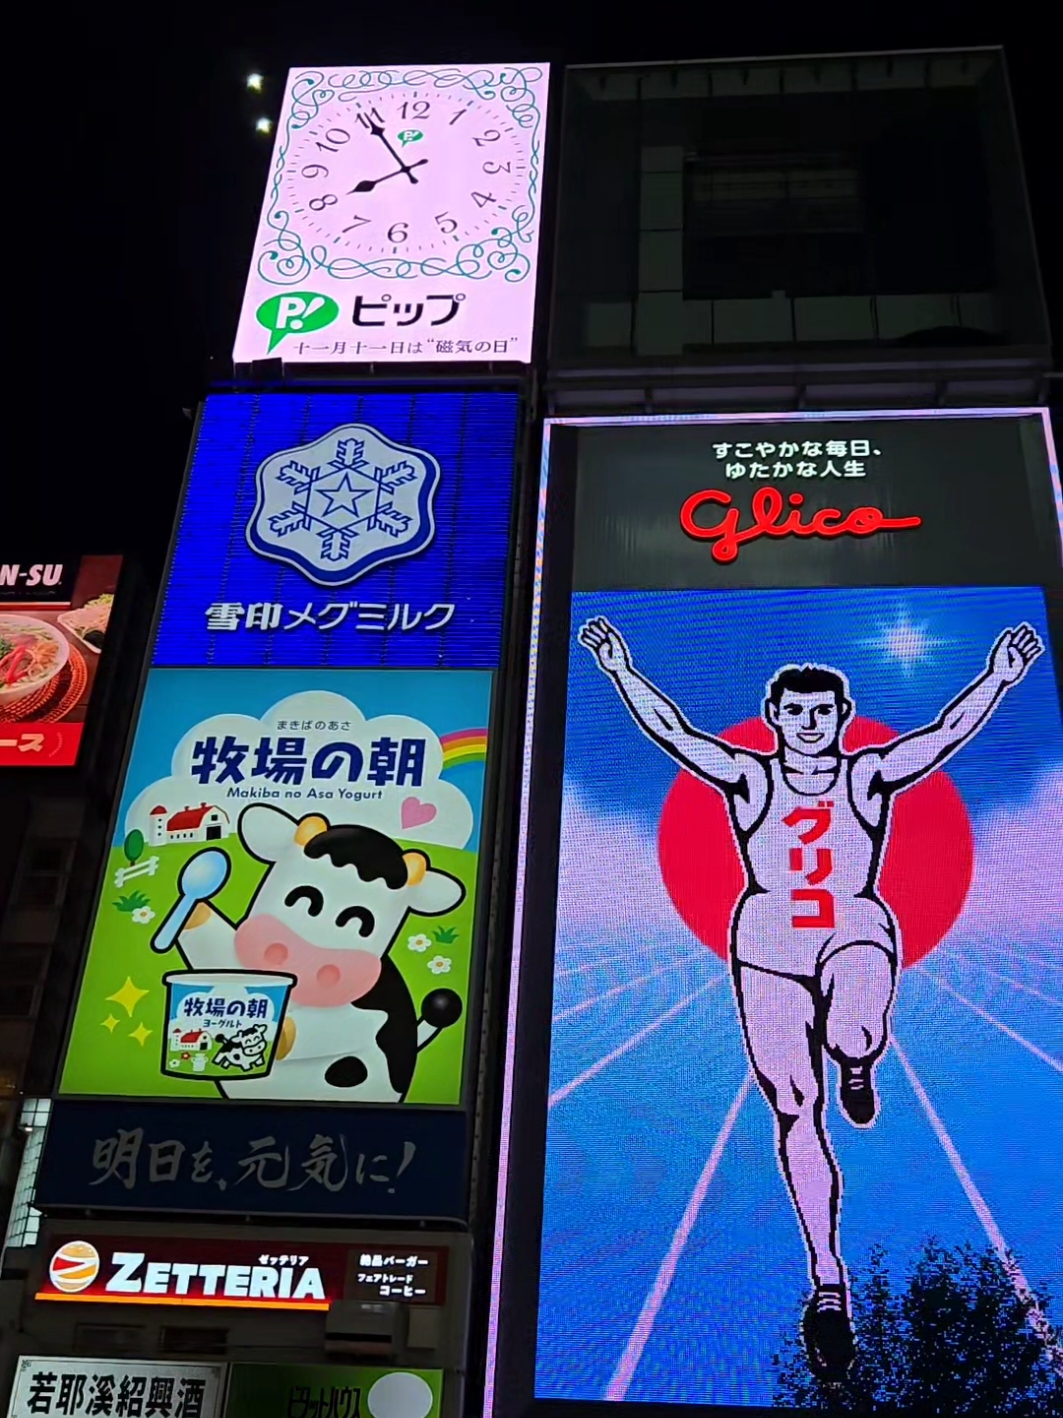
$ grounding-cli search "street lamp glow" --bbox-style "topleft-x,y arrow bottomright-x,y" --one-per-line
255,117 -> 273,135
246,73 -> 264,92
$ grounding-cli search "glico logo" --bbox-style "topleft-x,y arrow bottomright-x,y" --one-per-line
679,486 -> 923,564
49,1240 -> 100,1294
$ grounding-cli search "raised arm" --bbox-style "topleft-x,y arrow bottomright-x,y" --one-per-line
866,624 -> 1044,790
578,617 -> 754,789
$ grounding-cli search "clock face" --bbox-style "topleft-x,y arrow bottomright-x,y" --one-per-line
283,87 -> 529,259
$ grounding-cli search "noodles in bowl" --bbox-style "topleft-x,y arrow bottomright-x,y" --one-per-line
0,616 -> 70,706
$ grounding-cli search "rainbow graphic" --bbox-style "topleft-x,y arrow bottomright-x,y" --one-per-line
441,728 -> 489,770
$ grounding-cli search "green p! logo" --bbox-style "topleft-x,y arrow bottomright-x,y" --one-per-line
257,291 -> 339,352
397,128 -> 423,146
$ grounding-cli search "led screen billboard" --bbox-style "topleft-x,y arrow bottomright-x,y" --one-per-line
153,392 -> 519,668
232,65 -> 549,370
487,411 -> 1063,1415
0,555 -> 122,766
60,668 -> 490,1106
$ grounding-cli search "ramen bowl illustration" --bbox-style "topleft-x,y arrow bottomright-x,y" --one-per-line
0,615 -> 70,706
162,970 -> 295,1081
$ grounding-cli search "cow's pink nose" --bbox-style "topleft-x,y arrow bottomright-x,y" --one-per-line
234,914 -> 381,1007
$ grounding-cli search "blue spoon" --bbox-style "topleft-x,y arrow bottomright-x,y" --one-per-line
151,849 -> 231,954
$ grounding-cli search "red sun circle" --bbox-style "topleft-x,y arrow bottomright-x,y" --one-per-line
657,717 -> 974,968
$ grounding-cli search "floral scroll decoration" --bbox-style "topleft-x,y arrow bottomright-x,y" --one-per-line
257,66 -> 545,286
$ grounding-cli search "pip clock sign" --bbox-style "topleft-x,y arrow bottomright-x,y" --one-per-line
233,63 -> 550,366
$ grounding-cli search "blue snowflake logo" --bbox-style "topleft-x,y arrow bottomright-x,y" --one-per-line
246,423 -> 440,586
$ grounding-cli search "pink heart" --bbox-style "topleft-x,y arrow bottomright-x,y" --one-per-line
401,797 -> 437,829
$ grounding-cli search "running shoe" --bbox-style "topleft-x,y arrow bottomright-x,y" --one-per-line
802,1283 -> 856,1379
839,1058 -> 878,1126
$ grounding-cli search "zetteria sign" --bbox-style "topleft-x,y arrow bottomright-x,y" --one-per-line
153,392 -> 519,670
232,63 -> 549,368
37,1236 -> 348,1310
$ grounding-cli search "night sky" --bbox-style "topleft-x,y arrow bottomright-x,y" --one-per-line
13,2 -> 1061,578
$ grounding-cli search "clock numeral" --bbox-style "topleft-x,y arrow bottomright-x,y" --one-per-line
343,215 -> 371,233
471,191 -> 496,209
435,211 -> 458,234
315,127 -> 350,153
482,160 -> 511,175
400,100 -> 430,119
301,164 -> 329,179
449,107 -> 471,125
309,193 -> 338,212
356,109 -> 384,130
473,130 -> 500,147
387,222 -> 409,243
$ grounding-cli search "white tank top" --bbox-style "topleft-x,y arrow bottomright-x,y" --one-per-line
742,757 -> 880,902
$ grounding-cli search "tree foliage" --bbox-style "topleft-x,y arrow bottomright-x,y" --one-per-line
773,1241 -> 1063,1414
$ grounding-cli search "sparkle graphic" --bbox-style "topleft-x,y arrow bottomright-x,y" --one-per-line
130,1023 -> 152,1047
101,1014 -> 119,1033
107,977 -> 148,1017
862,608 -> 951,675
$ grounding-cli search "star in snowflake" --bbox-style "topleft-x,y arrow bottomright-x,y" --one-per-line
248,421 -> 441,587
267,439 -> 420,564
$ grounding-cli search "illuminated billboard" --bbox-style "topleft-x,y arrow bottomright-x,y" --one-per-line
486,411 -> 1063,1415
233,65 -> 549,369
43,391 -> 520,1221
154,393 -> 519,668
60,669 -> 490,1107
0,555 -> 122,766
36,1233 -> 442,1310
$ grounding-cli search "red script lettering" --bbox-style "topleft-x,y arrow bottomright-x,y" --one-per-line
679,487 -> 922,564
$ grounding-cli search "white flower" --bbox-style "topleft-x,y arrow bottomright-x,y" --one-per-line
407,933 -> 433,953
427,955 -> 452,975
132,906 -> 156,925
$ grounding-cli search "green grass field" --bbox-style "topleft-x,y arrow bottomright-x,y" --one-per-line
60,837 -> 477,1104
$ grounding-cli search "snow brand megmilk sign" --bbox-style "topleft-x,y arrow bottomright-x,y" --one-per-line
154,392 -> 518,670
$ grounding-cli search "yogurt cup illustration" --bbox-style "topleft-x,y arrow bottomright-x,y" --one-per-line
162,970 -> 295,1081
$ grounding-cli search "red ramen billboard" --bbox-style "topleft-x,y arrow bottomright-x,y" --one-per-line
0,556 -> 122,767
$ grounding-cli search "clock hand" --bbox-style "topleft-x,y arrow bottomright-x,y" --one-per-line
365,119 -> 423,183
350,159 -> 428,194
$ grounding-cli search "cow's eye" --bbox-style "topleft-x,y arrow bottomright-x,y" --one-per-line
336,905 -> 375,937
285,886 -> 324,917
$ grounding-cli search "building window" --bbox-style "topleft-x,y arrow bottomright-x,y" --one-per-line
2,1097 -> 51,1254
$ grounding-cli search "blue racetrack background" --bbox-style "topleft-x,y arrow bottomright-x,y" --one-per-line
535,585 -> 1063,1405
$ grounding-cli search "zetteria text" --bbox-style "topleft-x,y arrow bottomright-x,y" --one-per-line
98,1251 -> 326,1302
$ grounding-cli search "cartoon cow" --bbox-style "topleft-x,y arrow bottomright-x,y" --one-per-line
154,804 -> 464,1101
213,1022 -> 270,1073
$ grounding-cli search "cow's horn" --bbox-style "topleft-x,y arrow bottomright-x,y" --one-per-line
294,814 -> 329,846
403,850 -> 428,885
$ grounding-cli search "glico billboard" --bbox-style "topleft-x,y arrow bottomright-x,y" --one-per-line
485,410 -> 1063,1414
41,392 -> 520,1221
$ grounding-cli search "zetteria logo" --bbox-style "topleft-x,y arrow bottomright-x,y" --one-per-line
42,1245 -> 328,1307
247,422 -> 441,588
48,1239 -> 100,1293
680,486 -> 923,564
